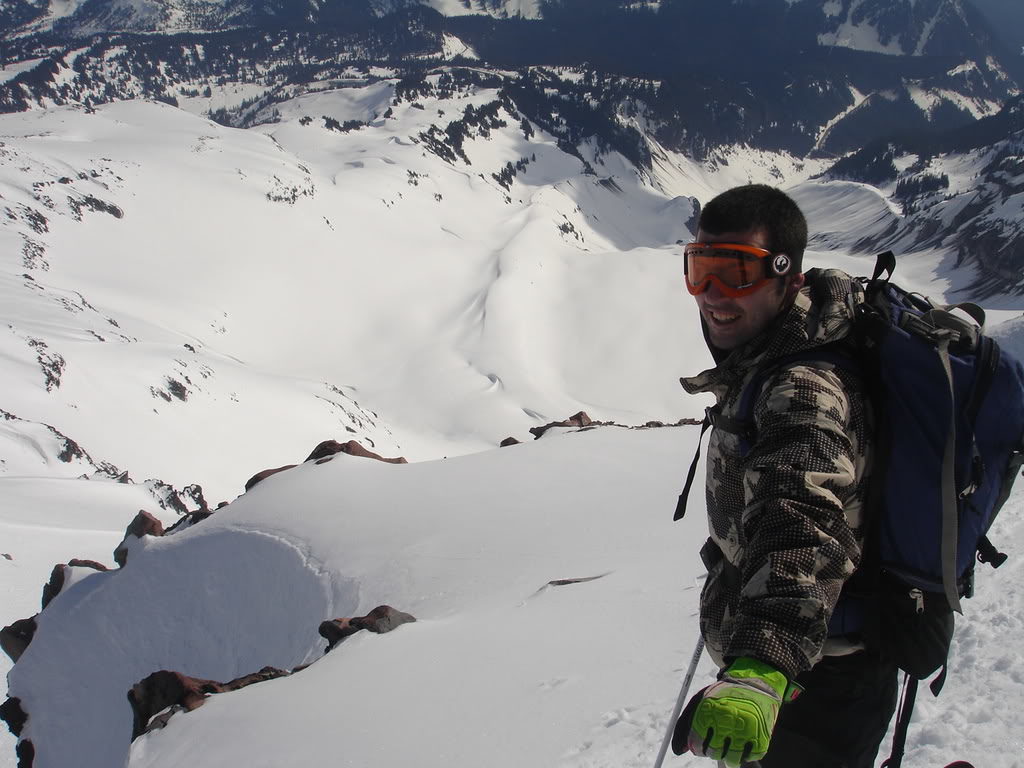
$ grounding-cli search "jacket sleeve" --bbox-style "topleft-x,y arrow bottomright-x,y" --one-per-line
724,362 -> 869,679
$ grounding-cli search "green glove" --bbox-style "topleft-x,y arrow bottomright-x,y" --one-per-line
671,656 -> 801,767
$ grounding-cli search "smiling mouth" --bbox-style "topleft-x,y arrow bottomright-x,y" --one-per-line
707,309 -> 740,325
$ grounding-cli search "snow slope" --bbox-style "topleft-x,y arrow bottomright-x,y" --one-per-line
2,77 -> 1024,768
424,0 -> 541,18
0,85 -> 716,501
6,424 -> 1024,768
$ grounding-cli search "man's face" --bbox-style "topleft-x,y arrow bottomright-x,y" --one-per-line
692,227 -> 791,351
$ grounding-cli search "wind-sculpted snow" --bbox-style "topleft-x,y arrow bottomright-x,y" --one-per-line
0,89 -> 721,496
5,427 -> 1024,768
8,522 -> 339,768
3,426 -> 707,768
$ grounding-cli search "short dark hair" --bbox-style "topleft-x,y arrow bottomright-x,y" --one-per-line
698,184 -> 808,272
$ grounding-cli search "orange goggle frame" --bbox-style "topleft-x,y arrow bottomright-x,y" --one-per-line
683,242 -> 793,297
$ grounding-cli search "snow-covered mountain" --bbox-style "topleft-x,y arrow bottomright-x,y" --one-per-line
0,0 -> 539,36
2,0 -> 1018,154
1,4 -> 1023,768
820,93 -> 1024,297
815,0 -> 1001,57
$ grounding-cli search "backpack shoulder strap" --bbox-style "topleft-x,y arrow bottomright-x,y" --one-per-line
673,411 -> 714,521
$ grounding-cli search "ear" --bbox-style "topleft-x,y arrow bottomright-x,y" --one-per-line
784,272 -> 806,302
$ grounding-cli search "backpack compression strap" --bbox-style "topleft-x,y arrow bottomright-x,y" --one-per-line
933,329 -> 963,615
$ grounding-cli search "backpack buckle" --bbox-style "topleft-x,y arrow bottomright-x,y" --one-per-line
961,567 -> 975,599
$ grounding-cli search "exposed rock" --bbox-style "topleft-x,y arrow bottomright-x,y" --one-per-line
322,440 -> 407,465
181,483 -> 210,513
164,509 -> 215,535
68,558 -> 108,570
246,440 -> 407,491
529,411 -> 594,439
40,565 -> 66,609
114,511 -> 165,567
528,414 -> 705,440
0,696 -> 27,736
143,479 -> 189,515
499,437 -> 521,447
2,553 -> 11,560
128,666 -> 291,740
41,560 -> 108,609
244,463 -> 296,491
305,439 -> 348,461
319,605 -> 416,652
1,617 -> 38,663
15,739 -> 33,768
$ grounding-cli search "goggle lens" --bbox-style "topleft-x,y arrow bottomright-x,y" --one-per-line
684,243 -> 789,297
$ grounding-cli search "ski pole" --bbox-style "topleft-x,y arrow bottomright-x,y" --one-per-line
653,633 -> 706,768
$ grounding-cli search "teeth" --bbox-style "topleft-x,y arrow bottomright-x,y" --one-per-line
710,311 -> 739,324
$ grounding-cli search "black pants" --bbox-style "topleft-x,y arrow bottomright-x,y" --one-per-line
760,651 -> 900,768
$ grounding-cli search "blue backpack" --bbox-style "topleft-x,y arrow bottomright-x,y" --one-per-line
855,253 -> 1024,612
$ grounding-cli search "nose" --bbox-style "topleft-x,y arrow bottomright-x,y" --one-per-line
702,279 -> 726,301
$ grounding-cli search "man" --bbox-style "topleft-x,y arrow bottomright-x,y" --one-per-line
671,185 -> 899,767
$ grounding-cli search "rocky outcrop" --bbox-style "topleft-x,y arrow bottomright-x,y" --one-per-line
308,439 -> 407,465
245,439 -> 408,491
244,463 -> 297,491
529,410 -> 593,439
163,509 -> 215,535
528,411 -> 595,440
40,559 -> 108,609
0,696 -> 27,736
523,413 -> 704,442
499,436 -> 521,447
14,740 -> 33,768
113,511 -> 165,567
0,617 -> 38,664
318,605 -> 417,652
143,478 -> 210,516
128,666 -> 292,740
127,604 -> 416,741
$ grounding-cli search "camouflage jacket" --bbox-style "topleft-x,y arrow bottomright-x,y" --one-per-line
680,269 -> 874,680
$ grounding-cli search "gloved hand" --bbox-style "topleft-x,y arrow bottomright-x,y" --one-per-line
671,656 -> 801,767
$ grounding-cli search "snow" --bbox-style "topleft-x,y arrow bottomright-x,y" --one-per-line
907,86 -> 1002,121
822,0 -> 843,17
6,428 -> 1024,768
991,314 -> 1024,362
0,476 -> 181,768
814,85 -> 868,153
818,0 -> 906,56
441,33 -> 481,61
913,0 -> 945,56
0,60 -> 45,85
425,0 -> 542,19
175,82 -> 270,116
1,81 -> 1023,768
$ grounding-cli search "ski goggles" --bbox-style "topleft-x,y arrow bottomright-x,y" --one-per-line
683,242 -> 794,297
